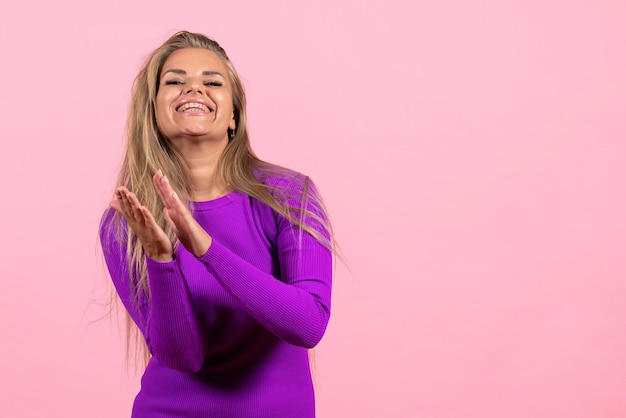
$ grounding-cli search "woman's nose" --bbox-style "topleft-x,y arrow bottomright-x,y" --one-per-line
185,81 -> 204,94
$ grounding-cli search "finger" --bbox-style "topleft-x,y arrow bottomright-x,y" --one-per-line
112,193 -> 142,233
111,191 -> 138,228
111,189 -> 124,211
116,189 -> 133,219
110,198 -> 122,213
163,207 -> 177,233
165,178 -> 186,212
140,206 -> 159,229
122,190 -> 144,223
116,186 -> 131,206
153,171 -> 178,211
156,173 -> 179,209
153,170 -> 167,203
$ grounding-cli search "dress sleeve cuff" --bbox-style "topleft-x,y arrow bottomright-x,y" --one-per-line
145,256 -> 183,290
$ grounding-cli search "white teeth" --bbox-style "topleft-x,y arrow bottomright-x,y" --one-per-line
178,102 -> 211,112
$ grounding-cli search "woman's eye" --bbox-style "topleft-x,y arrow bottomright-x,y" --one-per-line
165,80 -> 183,86
205,81 -> 223,87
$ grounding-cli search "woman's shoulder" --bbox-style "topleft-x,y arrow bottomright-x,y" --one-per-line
99,207 -> 126,247
250,163 -> 328,229
253,164 -> 319,203
254,165 -> 307,186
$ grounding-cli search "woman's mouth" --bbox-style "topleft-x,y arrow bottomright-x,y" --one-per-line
177,102 -> 213,113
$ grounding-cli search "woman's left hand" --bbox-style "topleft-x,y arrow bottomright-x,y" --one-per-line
153,170 -> 213,258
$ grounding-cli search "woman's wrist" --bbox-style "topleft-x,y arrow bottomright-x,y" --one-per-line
145,247 -> 174,263
191,234 -> 212,258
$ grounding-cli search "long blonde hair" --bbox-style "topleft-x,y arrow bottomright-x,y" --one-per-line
107,31 -> 334,362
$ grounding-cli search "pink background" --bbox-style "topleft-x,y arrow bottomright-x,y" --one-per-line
1,1 -> 625,417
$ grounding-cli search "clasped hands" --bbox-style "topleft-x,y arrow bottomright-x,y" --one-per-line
111,170 -> 212,262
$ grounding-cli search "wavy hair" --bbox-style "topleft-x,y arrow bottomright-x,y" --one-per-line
106,31 -> 334,362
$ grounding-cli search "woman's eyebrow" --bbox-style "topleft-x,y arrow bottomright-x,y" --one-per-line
202,70 -> 225,77
162,68 -> 186,76
162,68 -> 225,78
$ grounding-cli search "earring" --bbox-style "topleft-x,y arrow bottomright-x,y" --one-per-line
228,129 -> 236,141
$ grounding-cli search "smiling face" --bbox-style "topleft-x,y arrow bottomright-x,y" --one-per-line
155,48 -> 236,143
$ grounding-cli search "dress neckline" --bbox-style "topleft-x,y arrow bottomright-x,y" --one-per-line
190,190 -> 245,212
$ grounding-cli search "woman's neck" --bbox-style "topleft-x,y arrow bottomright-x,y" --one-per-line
175,138 -> 230,201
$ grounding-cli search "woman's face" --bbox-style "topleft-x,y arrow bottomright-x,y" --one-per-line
155,48 -> 236,143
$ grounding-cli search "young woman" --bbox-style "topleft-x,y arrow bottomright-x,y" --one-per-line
99,31 -> 333,417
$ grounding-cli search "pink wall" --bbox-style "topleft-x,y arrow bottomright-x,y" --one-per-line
1,1 -> 624,417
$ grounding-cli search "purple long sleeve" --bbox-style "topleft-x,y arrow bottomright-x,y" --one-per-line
99,177 -> 332,417
144,258 -> 208,373
201,237 -> 330,348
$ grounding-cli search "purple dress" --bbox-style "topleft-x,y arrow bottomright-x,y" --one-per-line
99,178 -> 332,417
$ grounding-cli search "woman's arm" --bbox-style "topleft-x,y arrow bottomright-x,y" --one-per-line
100,207 -> 208,374
199,176 -> 332,348
199,226 -> 332,348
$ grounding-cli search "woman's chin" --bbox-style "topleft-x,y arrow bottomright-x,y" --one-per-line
171,129 -> 229,144
182,126 -> 210,136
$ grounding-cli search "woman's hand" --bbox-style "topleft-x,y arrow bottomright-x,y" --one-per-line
153,170 -> 212,258
111,187 -> 174,262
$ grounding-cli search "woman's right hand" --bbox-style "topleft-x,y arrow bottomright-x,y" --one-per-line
111,187 -> 174,262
